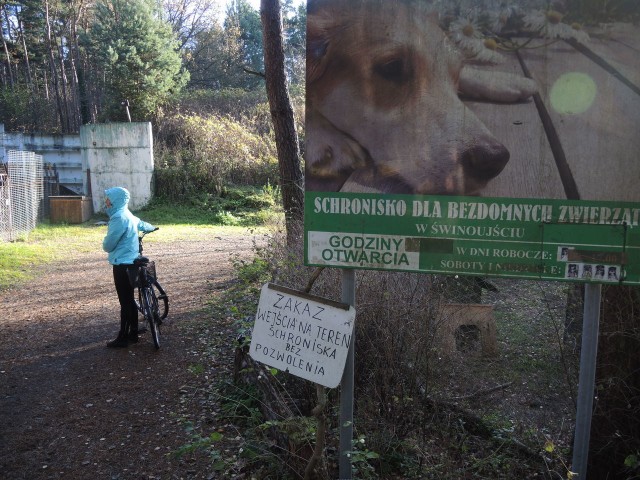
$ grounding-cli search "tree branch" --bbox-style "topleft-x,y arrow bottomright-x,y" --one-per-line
303,384 -> 328,480
243,66 -> 265,78
449,382 -> 513,401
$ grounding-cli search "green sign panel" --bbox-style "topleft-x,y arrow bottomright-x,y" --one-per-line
304,192 -> 640,285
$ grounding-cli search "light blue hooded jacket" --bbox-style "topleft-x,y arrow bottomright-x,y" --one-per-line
103,187 -> 156,265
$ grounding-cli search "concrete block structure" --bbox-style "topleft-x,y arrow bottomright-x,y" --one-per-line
80,122 -> 154,212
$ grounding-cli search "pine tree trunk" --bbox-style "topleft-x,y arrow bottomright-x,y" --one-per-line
260,0 -> 304,242
45,0 -> 66,131
69,8 -> 86,128
56,37 -> 73,132
0,6 -> 15,88
17,13 -> 32,89
16,10 -> 38,128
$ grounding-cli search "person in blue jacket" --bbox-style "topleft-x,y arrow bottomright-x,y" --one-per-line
103,187 -> 156,348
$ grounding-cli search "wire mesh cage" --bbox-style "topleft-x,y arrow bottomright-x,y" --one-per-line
0,150 -> 44,241
0,165 -> 10,241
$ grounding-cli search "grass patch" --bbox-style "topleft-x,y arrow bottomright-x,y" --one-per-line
27,223 -> 106,253
0,241 -> 57,287
0,223 -> 104,289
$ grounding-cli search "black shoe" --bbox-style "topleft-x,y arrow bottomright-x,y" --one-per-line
128,333 -> 139,344
107,336 -> 129,348
137,327 -> 147,334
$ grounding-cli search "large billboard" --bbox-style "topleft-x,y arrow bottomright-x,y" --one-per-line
304,0 -> 640,284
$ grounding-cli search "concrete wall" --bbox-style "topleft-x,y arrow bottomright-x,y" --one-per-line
0,124 -> 83,193
80,122 -> 154,212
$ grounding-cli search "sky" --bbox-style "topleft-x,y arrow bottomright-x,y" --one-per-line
236,0 -> 306,12
206,0 -> 305,25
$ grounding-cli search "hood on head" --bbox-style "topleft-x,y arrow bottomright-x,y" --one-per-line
105,187 -> 130,216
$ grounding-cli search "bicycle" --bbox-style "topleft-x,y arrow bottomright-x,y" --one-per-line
128,228 -> 169,349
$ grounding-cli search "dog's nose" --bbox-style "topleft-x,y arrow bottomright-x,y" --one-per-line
461,136 -> 510,181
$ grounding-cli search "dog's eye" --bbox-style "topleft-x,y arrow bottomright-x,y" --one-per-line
373,59 -> 411,84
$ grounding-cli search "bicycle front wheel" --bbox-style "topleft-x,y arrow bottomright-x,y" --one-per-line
141,287 -> 161,349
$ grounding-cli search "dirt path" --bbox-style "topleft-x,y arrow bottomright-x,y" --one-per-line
0,232 -> 257,479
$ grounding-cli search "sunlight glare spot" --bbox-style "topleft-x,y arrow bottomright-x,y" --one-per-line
550,72 -> 597,115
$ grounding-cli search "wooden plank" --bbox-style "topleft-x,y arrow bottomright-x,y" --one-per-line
577,38 -> 640,92
595,22 -> 640,50
519,39 -> 640,202
466,52 -> 566,200
575,23 -> 640,92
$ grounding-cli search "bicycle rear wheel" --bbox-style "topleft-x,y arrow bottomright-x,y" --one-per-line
151,279 -> 169,320
141,287 -> 161,349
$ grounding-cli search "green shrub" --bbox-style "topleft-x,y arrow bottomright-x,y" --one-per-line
0,86 -> 59,133
174,88 -> 268,121
140,186 -> 280,227
154,113 -> 279,199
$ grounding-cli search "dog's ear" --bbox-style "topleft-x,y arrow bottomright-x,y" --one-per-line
306,6 -> 339,84
307,32 -> 329,84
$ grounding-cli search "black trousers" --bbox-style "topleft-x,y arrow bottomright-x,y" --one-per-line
113,264 -> 138,336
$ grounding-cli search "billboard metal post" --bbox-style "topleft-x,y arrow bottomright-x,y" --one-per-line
571,283 -> 602,478
339,268 -> 356,479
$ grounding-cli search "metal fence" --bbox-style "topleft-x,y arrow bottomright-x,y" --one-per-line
41,163 -> 60,220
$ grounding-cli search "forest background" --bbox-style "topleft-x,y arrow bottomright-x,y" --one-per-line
0,0 -> 305,204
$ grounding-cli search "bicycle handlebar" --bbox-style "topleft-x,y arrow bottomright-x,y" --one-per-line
138,228 -> 159,256
140,227 -> 159,238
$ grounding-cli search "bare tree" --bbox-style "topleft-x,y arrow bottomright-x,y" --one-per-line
162,0 -> 219,50
260,0 -> 304,240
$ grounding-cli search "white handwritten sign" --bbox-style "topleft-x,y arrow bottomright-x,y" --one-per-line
250,283 -> 356,388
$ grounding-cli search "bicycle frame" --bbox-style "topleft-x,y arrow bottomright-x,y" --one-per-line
132,228 -> 168,349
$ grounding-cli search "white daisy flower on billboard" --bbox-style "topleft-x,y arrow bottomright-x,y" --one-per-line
449,14 -> 504,65
523,9 -> 589,42
449,14 -> 483,43
485,5 -> 522,34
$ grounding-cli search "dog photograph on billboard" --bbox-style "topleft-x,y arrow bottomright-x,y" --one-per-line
304,0 -> 640,284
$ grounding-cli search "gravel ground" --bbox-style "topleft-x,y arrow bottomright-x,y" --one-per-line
0,232 -> 256,480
